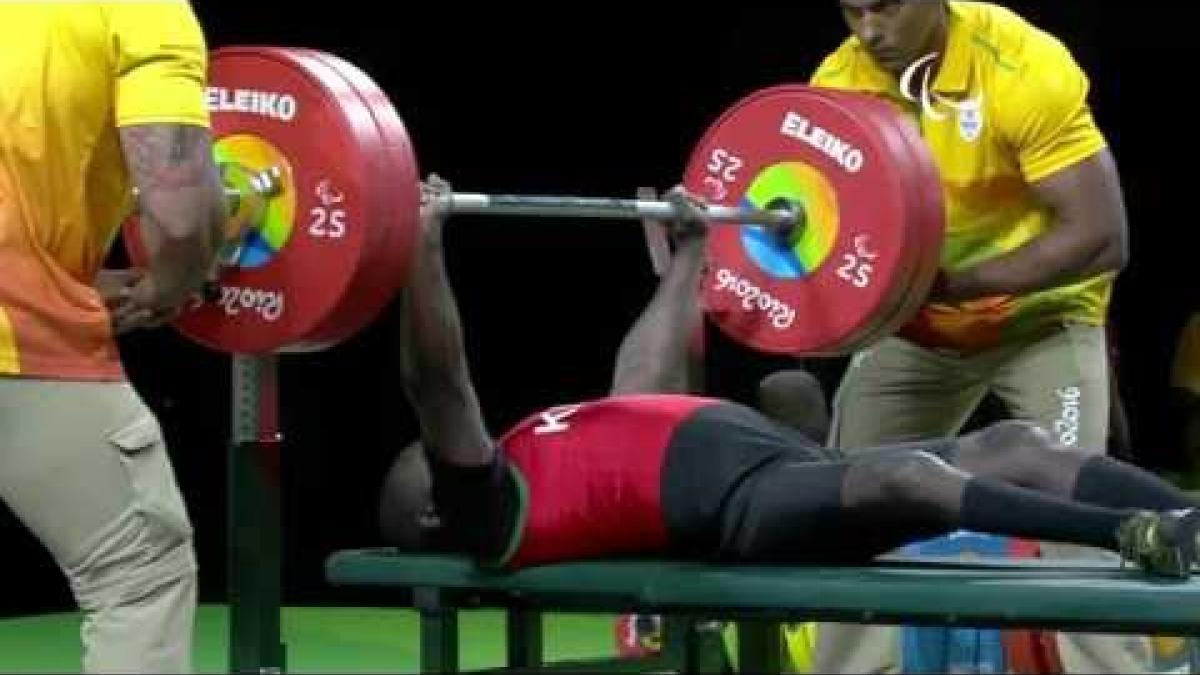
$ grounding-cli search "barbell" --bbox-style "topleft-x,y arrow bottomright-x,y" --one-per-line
123,46 -> 945,356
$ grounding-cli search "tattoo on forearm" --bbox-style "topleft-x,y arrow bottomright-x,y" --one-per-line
121,124 -> 214,192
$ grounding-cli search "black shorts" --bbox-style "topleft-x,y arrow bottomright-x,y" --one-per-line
660,401 -> 837,557
662,404 -> 959,564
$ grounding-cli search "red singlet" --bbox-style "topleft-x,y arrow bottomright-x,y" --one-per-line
496,393 -> 720,569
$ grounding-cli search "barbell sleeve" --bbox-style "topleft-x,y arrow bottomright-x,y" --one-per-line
443,193 -> 804,232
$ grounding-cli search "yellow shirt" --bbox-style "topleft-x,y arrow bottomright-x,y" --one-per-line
811,1 -> 1110,353
1173,314 -> 1200,397
0,1 -> 209,380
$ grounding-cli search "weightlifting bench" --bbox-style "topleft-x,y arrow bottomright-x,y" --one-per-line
324,549 -> 1200,673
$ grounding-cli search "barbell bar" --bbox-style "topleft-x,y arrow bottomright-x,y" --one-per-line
142,169 -> 803,236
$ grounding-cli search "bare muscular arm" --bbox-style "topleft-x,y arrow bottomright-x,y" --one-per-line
938,149 -> 1128,302
611,188 -> 710,395
116,124 -> 226,328
396,177 -> 494,466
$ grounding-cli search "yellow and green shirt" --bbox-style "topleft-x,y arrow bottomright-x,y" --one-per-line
811,1 -> 1110,353
0,1 -> 210,379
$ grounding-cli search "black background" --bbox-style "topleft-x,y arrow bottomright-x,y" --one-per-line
2,3 -> 1194,615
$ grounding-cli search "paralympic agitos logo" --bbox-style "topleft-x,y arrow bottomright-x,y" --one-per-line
899,53 -> 984,143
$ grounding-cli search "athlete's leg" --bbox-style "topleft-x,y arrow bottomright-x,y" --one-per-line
948,420 -> 1199,511
718,447 -> 1193,574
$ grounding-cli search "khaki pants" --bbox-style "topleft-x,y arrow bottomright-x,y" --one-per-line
0,378 -> 197,673
816,322 -> 1162,674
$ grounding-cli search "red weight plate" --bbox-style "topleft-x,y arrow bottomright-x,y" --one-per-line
877,103 -> 947,345
843,90 -> 946,348
812,88 -> 946,351
124,46 -> 389,354
282,48 -> 422,352
685,85 -> 915,356
801,88 -> 927,352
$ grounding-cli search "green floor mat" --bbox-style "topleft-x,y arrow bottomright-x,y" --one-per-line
0,604 -> 619,673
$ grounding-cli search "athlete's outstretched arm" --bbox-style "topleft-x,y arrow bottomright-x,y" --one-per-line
395,176 -> 493,466
611,187 -> 709,395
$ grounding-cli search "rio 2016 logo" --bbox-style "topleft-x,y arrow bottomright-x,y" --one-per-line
1054,386 -> 1082,447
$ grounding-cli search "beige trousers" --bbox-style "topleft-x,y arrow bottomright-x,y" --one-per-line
0,377 -> 197,673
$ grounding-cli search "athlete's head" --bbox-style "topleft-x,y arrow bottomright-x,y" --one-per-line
839,0 -> 949,77
378,441 -> 440,550
756,369 -> 831,442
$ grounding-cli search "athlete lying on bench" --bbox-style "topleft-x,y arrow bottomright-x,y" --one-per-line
379,176 -> 1200,578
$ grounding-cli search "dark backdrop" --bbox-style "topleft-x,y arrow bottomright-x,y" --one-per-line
2,3 -> 1193,615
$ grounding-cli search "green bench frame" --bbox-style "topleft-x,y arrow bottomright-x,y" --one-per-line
325,549 -> 1200,673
